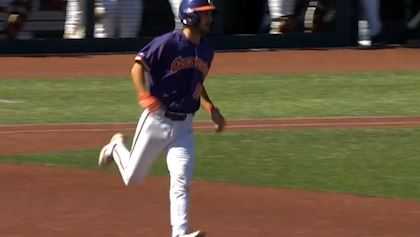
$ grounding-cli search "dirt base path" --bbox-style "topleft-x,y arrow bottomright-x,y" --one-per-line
2,164 -> 420,237
2,116 -> 420,155
2,48 -> 420,237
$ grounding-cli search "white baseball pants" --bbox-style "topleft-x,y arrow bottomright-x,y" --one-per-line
112,109 -> 195,237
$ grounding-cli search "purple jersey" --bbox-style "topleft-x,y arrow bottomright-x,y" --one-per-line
135,30 -> 214,114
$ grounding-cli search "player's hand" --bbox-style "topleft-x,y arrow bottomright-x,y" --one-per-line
210,107 -> 225,133
138,93 -> 160,112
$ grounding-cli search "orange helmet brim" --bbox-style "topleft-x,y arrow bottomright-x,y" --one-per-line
193,5 -> 216,12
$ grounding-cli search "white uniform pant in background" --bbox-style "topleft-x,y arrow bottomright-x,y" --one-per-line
267,0 -> 298,33
112,109 -> 195,237
359,0 -> 382,36
64,0 -> 142,38
64,0 -> 105,38
64,0 -> 86,38
268,0 -> 297,19
168,0 -> 182,30
97,0 -> 143,38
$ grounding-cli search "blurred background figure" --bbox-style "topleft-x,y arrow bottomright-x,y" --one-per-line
96,0 -> 142,38
167,0 -> 182,30
406,1 -> 420,41
63,0 -> 84,38
267,0 -> 298,34
263,0 -> 335,34
0,0 -> 32,39
358,0 -> 382,46
301,0 -> 336,33
64,0 -> 142,39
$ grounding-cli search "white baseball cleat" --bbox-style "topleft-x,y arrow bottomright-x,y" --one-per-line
98,133 -> 124,167
180,230 -> 206,237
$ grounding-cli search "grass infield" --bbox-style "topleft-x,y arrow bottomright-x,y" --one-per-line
2,128 -> 420,200
1,71 -> 420,124
2,71 -> 420,200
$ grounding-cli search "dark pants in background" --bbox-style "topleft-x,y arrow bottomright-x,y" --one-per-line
221,0 -> 265,34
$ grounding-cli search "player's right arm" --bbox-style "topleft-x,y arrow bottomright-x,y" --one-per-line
130,62 -> 148,96
130,62 -> 160,111
132,34 -> 171,112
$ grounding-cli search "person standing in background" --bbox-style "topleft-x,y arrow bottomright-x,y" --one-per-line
0,0 -> 32,39
64,0 -> 142,39
406,0 -> 420,40
64,0 -> 87,38
97,0 -> 142,38
267,0 -> 298,34
167,0 -> 183,30
358,0 -> 382,45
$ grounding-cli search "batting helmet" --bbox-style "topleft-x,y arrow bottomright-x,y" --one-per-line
179,0 -> 216,26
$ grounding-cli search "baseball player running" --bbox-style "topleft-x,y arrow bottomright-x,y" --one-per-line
98,0 -> 225,236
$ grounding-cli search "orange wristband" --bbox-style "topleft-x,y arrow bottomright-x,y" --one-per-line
138,93 -> 160,111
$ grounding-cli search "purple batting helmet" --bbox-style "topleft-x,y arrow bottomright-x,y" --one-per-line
179,0 -> 216,26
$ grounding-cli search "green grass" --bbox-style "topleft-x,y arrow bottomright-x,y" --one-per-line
213,72 -> 420,118
1,71 -> 420,124
0,77 -> 137,124
2,71 -> 420,200
3,128 -> 420,200
0,150 -> 99,169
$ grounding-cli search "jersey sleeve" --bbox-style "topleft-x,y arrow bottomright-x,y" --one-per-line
134,37 -> 167,72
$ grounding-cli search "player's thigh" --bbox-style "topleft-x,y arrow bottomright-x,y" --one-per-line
127,110 -> 173,183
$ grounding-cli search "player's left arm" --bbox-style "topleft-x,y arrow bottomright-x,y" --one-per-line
200,86 -> 225,132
